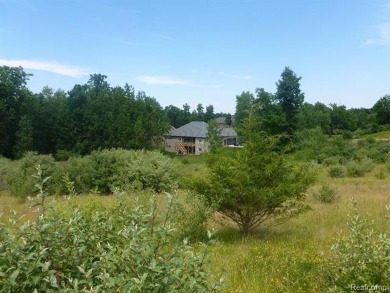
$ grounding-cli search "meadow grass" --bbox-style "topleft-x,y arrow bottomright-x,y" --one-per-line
362,130 -> 390,139
1,158 -> 389,292
206,168 -> 390,292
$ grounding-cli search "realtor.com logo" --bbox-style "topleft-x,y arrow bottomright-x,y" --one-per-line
349,284 -> 388,292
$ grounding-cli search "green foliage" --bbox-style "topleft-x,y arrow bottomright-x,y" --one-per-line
0,182 -> 223,292
0,66 -> 33,158
1,149 -> 177,198
346,158 -> 374,177
13,115 -> 34,159
325,203 -> 390,291
293,127 -> 329,161
234,91 -> 254,129
313,185 -> 338,203
296,102 -> 331,134
294,128 -> 390,166
373,94 -> 390,125
328,165 -> 346,178
275,67 -> 305,135
188,114 -> 315,235
172,190 -> 216,241
329,104 -> 357,133
57,149 -> 177,194
294,129 -> 357,163
207,119 -> 222,153
323,155 -> 345,166
375,167 -> 386,179
4,152 -> 56,200
54,149 -> 76,161
0,68 -> 170,159
253,88 -> 287,136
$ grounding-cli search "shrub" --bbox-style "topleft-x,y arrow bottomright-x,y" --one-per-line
328,165 -> 346,178
0,177 -> 224,292
325,203 -> 390,291
322,156 -> 344,166
126,150 -> 177,192
313,185 -> 338,203
56,149 -> 177,194
4,152 -> 56,199
346,158 -> 374,177
375,167 -> 386,179
54,149 -> 76,161
172,190 -> 216,240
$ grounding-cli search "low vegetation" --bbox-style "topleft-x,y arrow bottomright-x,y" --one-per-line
0,171 -> 222,292
0,149 -> 177,200
1,139 -> 390,291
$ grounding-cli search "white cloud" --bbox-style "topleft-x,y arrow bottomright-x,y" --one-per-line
138,75 -> 190,85
0,58 -> 90,77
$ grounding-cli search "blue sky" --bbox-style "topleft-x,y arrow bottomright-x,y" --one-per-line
1,0 -> 389,113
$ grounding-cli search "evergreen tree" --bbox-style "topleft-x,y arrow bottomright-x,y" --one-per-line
275,67 -> 305,135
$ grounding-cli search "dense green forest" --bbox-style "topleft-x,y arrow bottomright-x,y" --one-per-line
0,65 -> 389,159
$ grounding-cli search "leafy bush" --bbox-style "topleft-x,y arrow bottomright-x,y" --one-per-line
322,155 -> 344,166
56,149 -> 177,194
375,167 -> 386,179
0,156 -> 12,175
54,149 -> 77,161
172,190 -> 216,240
293,129 -> 356,163
346,158 -> 374,177
328,165 -> 346,178
0,177 -> 223,292
313,185 -> 338,203
4,152 -> 56,199
325,203 -> 390,291
355,140 -> 390,163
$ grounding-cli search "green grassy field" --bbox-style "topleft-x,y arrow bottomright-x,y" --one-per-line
1,156 -> 389,292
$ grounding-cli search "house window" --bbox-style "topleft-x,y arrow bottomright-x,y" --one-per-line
199,148 -> 202,152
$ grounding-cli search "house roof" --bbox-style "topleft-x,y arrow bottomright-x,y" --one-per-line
216,116 -> 235,125
221,127 -> 237,137
216,117 -> 226,124
171,121 -> 208,138
170,121 -> 237,138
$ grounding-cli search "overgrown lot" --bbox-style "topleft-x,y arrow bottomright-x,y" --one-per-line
1,141 -> 390,292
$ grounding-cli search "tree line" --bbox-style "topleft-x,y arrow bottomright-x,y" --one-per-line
0,67 -> 171,159
0,66 -> 236,159
1,65 -> 389,159
235,67 -> 390,139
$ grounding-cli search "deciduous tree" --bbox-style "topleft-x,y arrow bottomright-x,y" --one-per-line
373,94 -> 390,125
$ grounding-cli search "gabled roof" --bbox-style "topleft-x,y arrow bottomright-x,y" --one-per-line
221,128 -> 237,137
171,121 -> 208,138
170,121 -> 238,138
